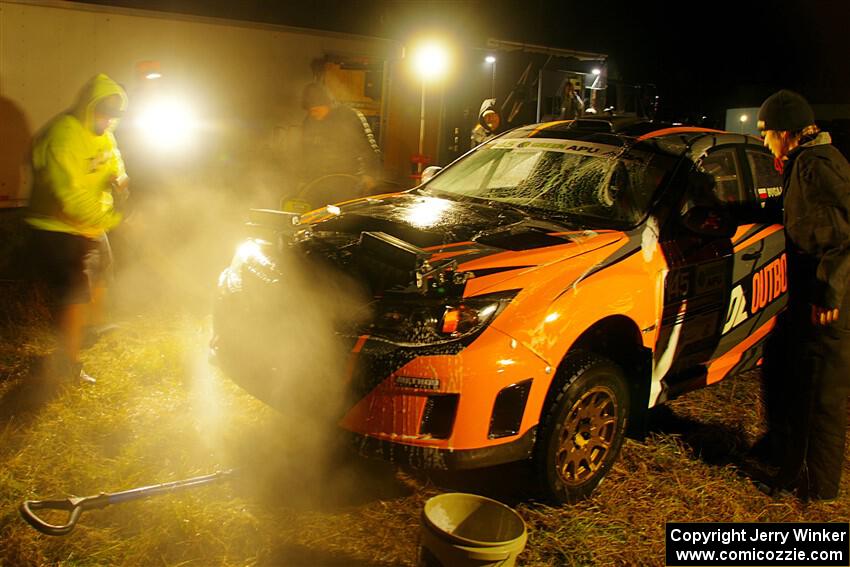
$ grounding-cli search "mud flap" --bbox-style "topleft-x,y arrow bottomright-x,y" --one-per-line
625,345 -> 653,440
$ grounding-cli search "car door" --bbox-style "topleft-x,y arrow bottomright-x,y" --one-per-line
707,146 -> 787,379
656,146 -> 743,393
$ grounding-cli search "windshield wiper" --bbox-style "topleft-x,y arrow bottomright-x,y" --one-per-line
483,198 -> 532,217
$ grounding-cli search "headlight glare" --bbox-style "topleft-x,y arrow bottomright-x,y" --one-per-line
220,239 -> 278,292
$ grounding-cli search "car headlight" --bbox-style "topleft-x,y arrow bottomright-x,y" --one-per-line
218,239 -> 278,292
364,290 -> 517,346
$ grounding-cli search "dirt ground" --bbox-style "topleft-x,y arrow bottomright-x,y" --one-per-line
1,283 -> 849,566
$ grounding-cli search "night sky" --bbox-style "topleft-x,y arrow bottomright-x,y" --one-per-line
78,0 -> 850,121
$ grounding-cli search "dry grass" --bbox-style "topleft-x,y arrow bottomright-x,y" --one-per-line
1,288 -> 849,567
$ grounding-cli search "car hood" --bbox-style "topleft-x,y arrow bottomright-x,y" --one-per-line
303,192 -> 537,246
299,192 -> 627,294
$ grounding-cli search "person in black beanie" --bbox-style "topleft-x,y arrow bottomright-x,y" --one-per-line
752,89 -> 850,500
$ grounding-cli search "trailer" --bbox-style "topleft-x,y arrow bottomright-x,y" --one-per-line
0,1 -> 659,208
0,0 -> 439,207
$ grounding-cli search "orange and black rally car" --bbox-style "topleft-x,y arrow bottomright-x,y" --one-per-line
212,117 -> 787,503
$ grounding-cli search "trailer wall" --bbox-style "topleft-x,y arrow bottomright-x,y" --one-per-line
0,0 -> 410,206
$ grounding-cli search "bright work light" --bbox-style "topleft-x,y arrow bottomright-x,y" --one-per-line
409,39 -> 451,177
135,96 -> 197,150
412,42 -> 449,81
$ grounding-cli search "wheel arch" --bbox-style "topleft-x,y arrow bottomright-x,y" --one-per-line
544,315 -> 653,439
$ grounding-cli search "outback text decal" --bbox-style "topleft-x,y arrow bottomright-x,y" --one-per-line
722,253 -> 787,334
751,253 -> 787,314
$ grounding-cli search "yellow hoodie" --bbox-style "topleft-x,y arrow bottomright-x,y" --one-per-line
27,74 -> 128,238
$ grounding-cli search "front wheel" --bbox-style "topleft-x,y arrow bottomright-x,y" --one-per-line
533,353 -> 629,504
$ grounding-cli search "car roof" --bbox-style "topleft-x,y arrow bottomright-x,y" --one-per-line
510,117 -> 766,159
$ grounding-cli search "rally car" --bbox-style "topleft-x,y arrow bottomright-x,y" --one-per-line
211,117 -> 787,503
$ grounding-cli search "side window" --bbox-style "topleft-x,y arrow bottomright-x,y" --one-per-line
746,149 -> 784,207
698,148 -> 748,205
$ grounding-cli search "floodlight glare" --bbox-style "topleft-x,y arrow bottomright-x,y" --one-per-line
739,114 -> 748,123
485,55 -> 496,64
136,96 -> 197,150
592,68 -> 601,75
413,42 -> 449,81
410,39 -> 451,177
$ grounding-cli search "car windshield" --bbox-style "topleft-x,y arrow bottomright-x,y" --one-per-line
425,136 -> 673,226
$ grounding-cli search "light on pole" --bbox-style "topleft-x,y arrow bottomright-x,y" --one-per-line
485,55 -> 496,98
412,41 -> 449,177
739,114 -> 748,134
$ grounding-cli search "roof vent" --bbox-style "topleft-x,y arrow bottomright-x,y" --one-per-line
569,119 -> 614,132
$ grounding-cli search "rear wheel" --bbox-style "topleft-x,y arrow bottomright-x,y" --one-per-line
534,353 -> 629,504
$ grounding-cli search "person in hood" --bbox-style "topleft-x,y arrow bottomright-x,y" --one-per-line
25,73 -> 129,385
298,82 -> 381,208
752,89 -> 850,501
470,98 -> 501,147
558,80 -> 584,120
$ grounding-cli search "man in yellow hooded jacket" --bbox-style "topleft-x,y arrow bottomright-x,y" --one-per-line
26,73 -> 129,384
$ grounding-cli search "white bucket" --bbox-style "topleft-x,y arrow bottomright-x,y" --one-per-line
419,493 -> 528,566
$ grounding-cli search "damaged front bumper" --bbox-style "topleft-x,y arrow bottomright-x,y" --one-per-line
213,281 -> 551,470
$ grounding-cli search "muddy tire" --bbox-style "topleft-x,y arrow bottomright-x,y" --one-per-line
534,353 -> 629,504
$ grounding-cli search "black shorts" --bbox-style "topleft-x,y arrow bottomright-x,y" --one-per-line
26,228 -> 113,305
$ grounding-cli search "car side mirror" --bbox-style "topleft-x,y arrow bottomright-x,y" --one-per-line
421,166 -> 442,184
681,206 -> 737,238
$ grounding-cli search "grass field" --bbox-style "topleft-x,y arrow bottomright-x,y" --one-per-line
1,279 -> 849,567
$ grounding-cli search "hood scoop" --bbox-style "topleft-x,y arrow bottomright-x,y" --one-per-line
473,225 -> 573,251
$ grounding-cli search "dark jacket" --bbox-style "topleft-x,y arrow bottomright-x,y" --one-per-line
783,132 -> 850,309
302,104 -> 381,182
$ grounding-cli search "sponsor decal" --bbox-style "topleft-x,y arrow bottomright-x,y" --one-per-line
666,261 -> 727,303
757,185 -> 783,200
722,284 -> 749,334
490,138 -> 624,158
750,253 -> 787,314
722,253 -> 787,334
394,376 -> 441,390
488,137 -> 654,167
